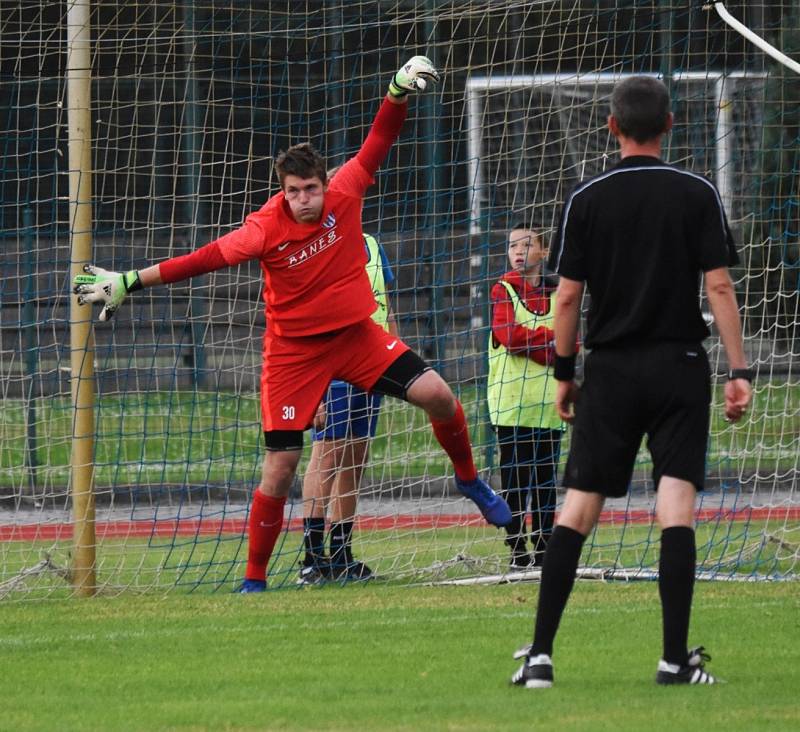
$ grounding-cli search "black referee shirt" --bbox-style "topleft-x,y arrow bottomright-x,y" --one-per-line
549,155 -> 738,349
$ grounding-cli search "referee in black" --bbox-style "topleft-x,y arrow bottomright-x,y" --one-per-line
511,76 -> 752,688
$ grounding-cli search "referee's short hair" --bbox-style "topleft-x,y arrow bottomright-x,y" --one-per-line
610,76 -> 671,143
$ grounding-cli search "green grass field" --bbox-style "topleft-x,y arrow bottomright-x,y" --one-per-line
2,381 -> 798,487
2,519 -> 797,601
1,383 -> 797,729
1,581 -> 797,731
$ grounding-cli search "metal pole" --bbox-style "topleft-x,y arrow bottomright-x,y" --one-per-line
424,5 -> 446,373
22,207 -> 38,500
67,0 -> 96,596
182,0 -> 207,388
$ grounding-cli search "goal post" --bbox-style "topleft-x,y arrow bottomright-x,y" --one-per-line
67,0 -> 96,597
466,71 -> 768,234
0,1 -> 798,600
466,65 -> 798,567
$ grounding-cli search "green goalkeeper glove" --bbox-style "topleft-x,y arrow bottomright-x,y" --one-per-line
388,55 -> 441,98
72,264 -> 142,322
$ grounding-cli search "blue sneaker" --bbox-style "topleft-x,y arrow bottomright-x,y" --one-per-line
455,476 -> 512,527
237,578 -> 266,593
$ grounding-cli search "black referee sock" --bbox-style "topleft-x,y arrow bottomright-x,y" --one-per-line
659,526 -> 696,666
530,525 -> 586,657
302,517 -> 326,566
329,520 -> 354,567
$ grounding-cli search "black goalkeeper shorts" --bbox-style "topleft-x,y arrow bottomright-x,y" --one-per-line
563,341 -> 711,497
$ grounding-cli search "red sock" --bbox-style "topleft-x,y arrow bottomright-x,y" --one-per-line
429,400 -> 478,482
245,490 -> 286,581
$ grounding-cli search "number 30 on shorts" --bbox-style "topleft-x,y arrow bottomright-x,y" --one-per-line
281,405 -> 296,420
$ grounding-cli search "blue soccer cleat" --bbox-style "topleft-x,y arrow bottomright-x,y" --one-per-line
455,476 -> 512,527
237,578 -> 267,593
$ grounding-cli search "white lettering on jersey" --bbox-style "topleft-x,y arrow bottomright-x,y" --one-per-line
285,227 -> 341,268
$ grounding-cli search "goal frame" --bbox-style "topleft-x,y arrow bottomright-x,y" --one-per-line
465,70 -> 769,235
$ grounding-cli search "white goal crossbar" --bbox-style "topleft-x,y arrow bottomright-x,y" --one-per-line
466,71 -> 768,234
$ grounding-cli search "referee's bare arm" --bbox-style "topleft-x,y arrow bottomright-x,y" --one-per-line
553,276 -> 584,423
704,267 -> 752,422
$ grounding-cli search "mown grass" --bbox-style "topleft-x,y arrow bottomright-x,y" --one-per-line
3,519 -> 796,603
0,581 -> 797,731
1,381 -> 798,488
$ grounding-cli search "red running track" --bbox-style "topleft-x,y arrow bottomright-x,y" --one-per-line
1,507 -> 798,542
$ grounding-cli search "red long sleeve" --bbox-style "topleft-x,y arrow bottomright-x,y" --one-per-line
490,279 -> 555,367
158,240 -> 228,284
355,97 -> 407,176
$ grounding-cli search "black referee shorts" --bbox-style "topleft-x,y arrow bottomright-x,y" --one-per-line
563,342 -> 711,497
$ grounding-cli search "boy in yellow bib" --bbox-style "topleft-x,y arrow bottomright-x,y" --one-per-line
487,224 -> 565,569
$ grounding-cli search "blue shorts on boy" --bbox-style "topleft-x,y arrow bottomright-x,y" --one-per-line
311,381 -> 383,441
310,234 -> 393,442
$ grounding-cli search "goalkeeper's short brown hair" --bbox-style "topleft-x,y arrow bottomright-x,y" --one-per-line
275,143 -> 327,188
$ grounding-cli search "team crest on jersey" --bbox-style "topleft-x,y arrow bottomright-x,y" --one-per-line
322,212 -> 336,229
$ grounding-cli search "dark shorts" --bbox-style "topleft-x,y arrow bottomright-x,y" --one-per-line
563,342 -> 711,497
311,381 -> 383,441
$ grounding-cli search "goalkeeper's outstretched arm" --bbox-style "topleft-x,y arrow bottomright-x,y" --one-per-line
72,236 -> 236,321
332,54 -> 441,191
73,213 -> 268,321
74,55 -> 440,322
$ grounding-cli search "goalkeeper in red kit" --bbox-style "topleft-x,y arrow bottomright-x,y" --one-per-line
74,55 -> 512,592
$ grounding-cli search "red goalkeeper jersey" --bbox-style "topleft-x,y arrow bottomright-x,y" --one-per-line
159,98 -> 407,337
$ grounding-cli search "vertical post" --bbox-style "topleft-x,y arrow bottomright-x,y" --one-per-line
466,83 -> 483,235
67,0 -> 96,596
424,5 -> 446,373
182,0 -> 207,387
658,4 -> 675,159
466,82 -> 495,470
715,75 -> 733,215
22,208 -> 38,500
478,238 -> 494,473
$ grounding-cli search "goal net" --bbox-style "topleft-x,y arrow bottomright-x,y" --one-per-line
1,1 -> 798,599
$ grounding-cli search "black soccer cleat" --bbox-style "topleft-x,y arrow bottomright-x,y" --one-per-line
297,556 -> 332,586
505,538 -> 532,571
511,653 -> 554,689
656,646 -> 720,685
509,549 -> 533,571
330,559 -> 374,582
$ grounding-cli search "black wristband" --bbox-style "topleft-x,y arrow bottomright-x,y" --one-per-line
123,270 -> 143,293
388,76 -> 408,98
727,368 -> 754,383
553,353 -> 576,382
